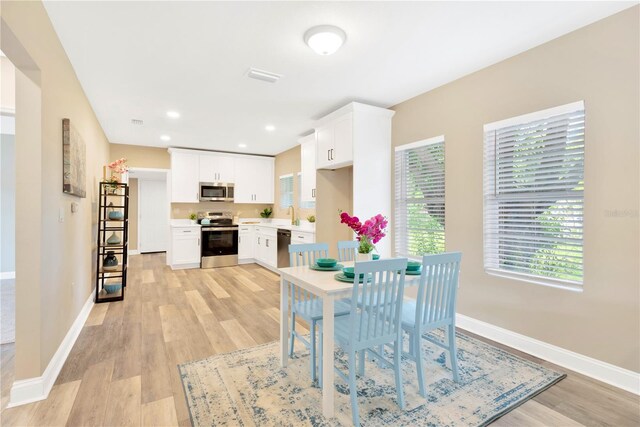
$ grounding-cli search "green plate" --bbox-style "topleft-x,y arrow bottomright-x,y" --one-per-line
310,263 -> 344,272
405,269 -> 422,276
334,273 -> 370,283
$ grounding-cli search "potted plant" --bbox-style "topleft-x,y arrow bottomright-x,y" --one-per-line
260,208 -> 273,221
339,211 -> 388,260
189,213 -> 197,225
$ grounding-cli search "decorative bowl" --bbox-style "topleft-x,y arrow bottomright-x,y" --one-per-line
316,258 -> 337,268
342,267 -> 365,279
372,254 -> 380,260
406,261 -> 422,271
108,211 -> 124,220
104,282 -> 122,294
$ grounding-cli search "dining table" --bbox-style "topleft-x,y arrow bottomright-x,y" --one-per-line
278,260 -> 421,418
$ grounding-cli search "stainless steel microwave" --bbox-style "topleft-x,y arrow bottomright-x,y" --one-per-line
199,182 -> 234,202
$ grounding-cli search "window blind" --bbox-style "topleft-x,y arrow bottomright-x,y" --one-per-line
297,173 -> 315,209
279,174 -> 294,209
483,101 -> 585,288
394,136 -> 445,258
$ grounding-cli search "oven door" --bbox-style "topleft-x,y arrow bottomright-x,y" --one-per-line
201,227 -> 239,268
199,183 -> 228,201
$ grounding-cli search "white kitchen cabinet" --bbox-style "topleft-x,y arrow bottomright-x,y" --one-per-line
291,230 -> 315,245
315,112 -> 353,170
234,156 -> 274,204
170,151 -> 200,202
254,226 -> 277,268
299,134 -> 317,202
238,225 -> 254,260
170,227 -> 201,269
199,154 -> 235,183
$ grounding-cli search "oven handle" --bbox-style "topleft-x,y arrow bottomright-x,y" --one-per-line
201,227 -> 239,231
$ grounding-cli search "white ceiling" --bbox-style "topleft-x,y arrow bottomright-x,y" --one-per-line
43,1 -> 634,156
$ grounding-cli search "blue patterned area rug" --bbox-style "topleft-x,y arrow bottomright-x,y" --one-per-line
179,331 -> 565,426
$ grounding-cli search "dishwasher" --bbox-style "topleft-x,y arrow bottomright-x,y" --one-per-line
277,229 -> 291,268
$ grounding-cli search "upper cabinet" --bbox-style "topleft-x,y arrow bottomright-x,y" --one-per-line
169,149 -> 274,204
234,155 -> 274,204
170,151 -> 200,203
199,154 -> 235,183
315,112 -> 353,169
299,133 -> 317,203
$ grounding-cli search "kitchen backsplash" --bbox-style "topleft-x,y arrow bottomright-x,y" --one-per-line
171,202 -> 272,219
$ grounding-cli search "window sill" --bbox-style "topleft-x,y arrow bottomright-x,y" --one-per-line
484,268 -> 583,293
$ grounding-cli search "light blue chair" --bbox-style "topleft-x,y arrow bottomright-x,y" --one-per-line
402,252 -> 462,398
319,258 -> 408,426
288,243 -> 350,384
337,240 -> 359,262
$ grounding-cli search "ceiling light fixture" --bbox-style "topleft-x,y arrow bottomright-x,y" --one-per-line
160,135 -> 171,142
304,25 -> 346,56
265,125 -> 275,131
238,143 -> 247,148
166,111 -> 180,118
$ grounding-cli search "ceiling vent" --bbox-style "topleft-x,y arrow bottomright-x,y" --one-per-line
247,68 -> 282,83
131,119 -> 144,125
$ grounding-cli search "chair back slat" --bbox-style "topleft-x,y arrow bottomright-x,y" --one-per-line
288,243 -> 329,304
337,240 -> 359,262
350,258 -> 407,345
417,252 -> 462,328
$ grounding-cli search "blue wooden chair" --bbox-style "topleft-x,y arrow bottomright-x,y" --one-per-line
402,252 -> 462,398
319,258 -> 408,426
288,243 -> 350,384
337,240 -> 359,262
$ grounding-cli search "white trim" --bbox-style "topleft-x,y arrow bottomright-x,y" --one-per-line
395,135 -> 445,152
483,100 -> 584,132
485,268 -> 583,293
456,313 -> 640,395
279,173 -> 294,179
0,271 -> 16,280
8,293 -> 95,407
128,249 -> 140,255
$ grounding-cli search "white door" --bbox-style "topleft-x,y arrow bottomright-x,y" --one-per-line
139,179 -> 169,253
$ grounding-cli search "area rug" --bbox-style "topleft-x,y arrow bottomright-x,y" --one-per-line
179,330 -> 565,426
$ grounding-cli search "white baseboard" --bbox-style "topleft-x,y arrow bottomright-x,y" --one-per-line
128,249 -> 140,255
456,313 -> 640,395
8,293 -> 95,407
0,271 -> 16,280
254,260 -> 279,273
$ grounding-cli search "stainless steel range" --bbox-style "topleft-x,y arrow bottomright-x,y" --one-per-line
198,211 -> 238,268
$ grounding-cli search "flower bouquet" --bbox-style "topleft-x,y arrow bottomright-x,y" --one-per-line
339,211 -> 388,259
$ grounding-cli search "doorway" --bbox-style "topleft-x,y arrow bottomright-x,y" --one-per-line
129,168 -> 169,254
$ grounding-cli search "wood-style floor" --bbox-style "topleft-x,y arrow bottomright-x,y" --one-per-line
1,253 -> 638,426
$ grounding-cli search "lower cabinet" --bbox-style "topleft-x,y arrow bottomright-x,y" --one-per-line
254,227 -> 277,268
238,225 -> 254,261
170,227 -> 201,269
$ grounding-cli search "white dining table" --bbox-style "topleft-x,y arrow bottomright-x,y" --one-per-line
278,261 -> 420,418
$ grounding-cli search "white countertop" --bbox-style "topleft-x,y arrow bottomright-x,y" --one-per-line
170,219 -> 201,228
170,218 -> 315,233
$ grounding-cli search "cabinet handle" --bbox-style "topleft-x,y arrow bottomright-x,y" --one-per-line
327,149 -> 330,161
198,238 -> 200,245
330,149 -> 334,160
183,230 -> 191,233
297,236 -> 304,239
266,239 -> 269,248
258,237 -> 260,244
312,188 -> 315,198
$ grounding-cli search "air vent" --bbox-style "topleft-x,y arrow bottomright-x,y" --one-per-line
247,68 -> 282,83
131,119 -> 144,125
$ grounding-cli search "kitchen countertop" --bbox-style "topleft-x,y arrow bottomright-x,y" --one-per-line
169,218 -> 315,233
170,219 -> 201,228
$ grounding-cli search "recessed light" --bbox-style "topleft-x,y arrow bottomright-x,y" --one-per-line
304,25 -> 347,55
160,135 -> 171,142
238,143 -> 247,148
265,125 -> 275,132
166,111 -> 180,119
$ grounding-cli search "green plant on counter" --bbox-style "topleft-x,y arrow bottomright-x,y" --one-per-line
260,208 -> 273,218
307,215 -> 316,223
189,213 -> 197,221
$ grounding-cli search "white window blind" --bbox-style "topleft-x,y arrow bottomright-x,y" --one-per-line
483,101 -> 585,288
394,136 -> 445,258
279,174 -> 294,209
297,173 -> 315,209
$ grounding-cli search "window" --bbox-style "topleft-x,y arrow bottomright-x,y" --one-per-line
394,136 -> 445,258
298,173 -> 315,209
483,101 -> 585,289
279,174 -> 293,209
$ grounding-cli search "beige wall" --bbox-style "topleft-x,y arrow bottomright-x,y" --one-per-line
273,145 -> 316,221
315,167 -> 353,259
391,7 -> 639,371
2,2 -> 111,378
110,143 -> 170,169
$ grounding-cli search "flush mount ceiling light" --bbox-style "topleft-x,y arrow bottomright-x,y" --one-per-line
238,143 -> 247,148
304,25 -> 346,55
265,125 -> 275,131
160,135 -> 171,142
166,111 -> 180,119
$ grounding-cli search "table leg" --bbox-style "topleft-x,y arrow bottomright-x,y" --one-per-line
280,277 -> 289,368
322,295 -> 335,418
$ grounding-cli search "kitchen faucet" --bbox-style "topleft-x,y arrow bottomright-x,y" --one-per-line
287,205 -> 296,225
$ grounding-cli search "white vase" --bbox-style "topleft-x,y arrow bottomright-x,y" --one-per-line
356,252 -> 373,261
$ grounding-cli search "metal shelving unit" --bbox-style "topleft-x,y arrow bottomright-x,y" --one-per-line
95,182 -> 129,303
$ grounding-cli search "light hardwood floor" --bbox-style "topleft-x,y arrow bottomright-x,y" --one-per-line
1,253 -> 638,426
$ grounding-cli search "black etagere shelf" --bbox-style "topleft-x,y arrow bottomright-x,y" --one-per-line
95,182 -> 129,303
